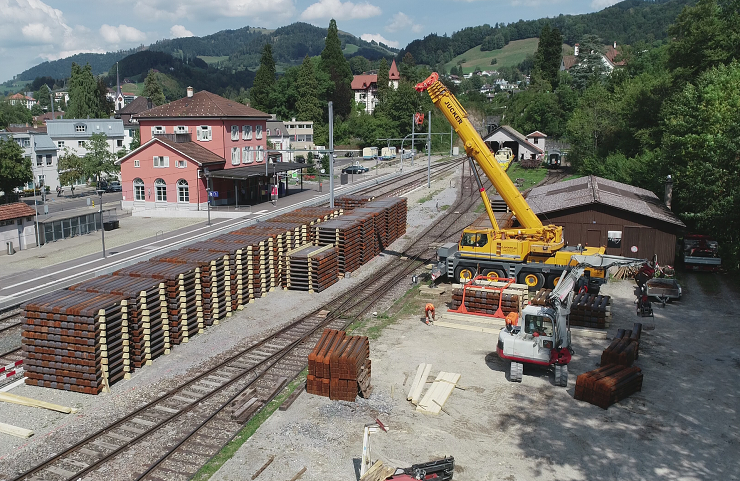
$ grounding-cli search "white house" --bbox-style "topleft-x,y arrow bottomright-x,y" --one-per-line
6,93 -> 37,110
561,42 -> 626,73
526,131 -> 547,154
351,59 -> 401,114
483,125 -> 544,161
0,202 -> 37,253
46,118 -> 129,158
0,131 -> 60,190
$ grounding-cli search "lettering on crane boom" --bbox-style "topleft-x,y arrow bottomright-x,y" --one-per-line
443,100 -> 463,125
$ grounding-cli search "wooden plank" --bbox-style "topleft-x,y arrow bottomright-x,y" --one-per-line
434,321 -> 500,334
417,372 -> 445,413
279,384 -> 305,411
0,422 -> 33,438
440,313 -> 506,326
424,372 -> 461,415
251,455 -> 275,480
411,363 -> 432,405
406,363 -> 426,401
288,467 -> 307,481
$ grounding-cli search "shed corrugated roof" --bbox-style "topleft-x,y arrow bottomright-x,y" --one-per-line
526,175 -> 685,227
0,202 -> 36,222
133,91 -> 269,119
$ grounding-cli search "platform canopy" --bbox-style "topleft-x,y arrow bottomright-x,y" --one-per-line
205,162 -> 305,179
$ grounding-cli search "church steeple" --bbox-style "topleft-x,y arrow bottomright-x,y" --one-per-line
115,62 -> 124,112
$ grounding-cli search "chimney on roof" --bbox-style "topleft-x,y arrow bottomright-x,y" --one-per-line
574,44 -> 579,56
613,41 -> 617,49
147,98 -> 153,110
664,175 -> 673,210
187,86 -> 193,98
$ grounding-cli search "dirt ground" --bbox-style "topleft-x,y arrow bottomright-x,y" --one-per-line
211,273 -> 740,481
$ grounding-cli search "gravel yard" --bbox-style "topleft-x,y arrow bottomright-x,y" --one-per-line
209,273 -> 740,481
0,166 -> 461,479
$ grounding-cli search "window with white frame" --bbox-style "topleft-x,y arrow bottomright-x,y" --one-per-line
231,125 -> 239,141
46,155 -> 52,165
134,178 -> 144,201
176,160 -> 186,168
177,179 -> 189,203
36,155 -> 42,166
197,125 -> 212,141
153,156 -> 169,168
242,125 -> 252,140
175,125 -> 188,134
134,159 -> 140,167
75,124 -> 86,132
256,125 -> 262,139
21,138 -> 30,147
256,145 -> 264,162
155,178 -> 167,201
243,146 -> 252,163
305,134 -> 313,142
296,135 -> 306,142
78,140 -> 85,147
266,129 -> 271,136
231,147 -> 240,165
151,126 -> 165,135
57,141 -> 64,148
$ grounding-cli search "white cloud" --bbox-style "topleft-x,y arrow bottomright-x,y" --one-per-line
21,22 -> 54,43
133,0 -> 295,22
100,24 -> 147,44
591,0 -> 620,9
301,0 -> 381,21
0,0 -> 71,47
360,33 -> 399,48
170,25 -> 194,38
386,12 -> 422,34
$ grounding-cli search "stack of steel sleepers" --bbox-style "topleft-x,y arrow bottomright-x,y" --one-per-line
68,275 -> 168,369
265,206 -> 343,244
22,290 -> 126,394
307,329 -> 370,402
151,249 -> 231,325
449,288 -> 522,316
341,209 -> 380,264
284,245 -> 339,293
113,261 -> 202,346
364,197 -> 407,248
315,218 -> 363,274
334,195 -> 375,210
246,224 -> 300,289
574,365 -> 643,409
601,324 -> 642,366
212,232 -> 268,302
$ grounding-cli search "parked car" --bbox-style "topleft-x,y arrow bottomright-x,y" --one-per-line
107,181 -> 122,192
344,151 -> 354,157
342,165 -> 369,174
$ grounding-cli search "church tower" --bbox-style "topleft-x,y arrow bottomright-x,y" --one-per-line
114,63 -> 125,112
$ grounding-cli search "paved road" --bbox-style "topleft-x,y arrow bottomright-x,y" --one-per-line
22,192 -> 123,214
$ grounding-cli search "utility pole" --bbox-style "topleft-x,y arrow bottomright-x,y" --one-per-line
411,113 -> 415,166
33,179 -> 40,248
450,126 -> 453,156
96,176 -> 106,258
328,101 -> 335,209
427,110 -> 432,188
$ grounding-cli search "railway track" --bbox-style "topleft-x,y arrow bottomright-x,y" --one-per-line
10,162 -> 477,481
353,157 -> 464,198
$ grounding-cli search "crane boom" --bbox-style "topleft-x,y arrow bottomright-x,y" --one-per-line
416,72 -> 542,230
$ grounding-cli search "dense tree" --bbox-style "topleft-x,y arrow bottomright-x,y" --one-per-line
533,24 -> 563,86
251,44 -> 276,111
375,58 -> 390,109
295,56 -> 323,124
481,34 -> 505,51
0,138 -> 32,198
399,53 -> 417,81
34,84 -> 52,110
96,78 -> 114,115
67,63 -> 101,119
570,35 -> 608,91
0,103 -> 32,129
349,56 -> 371,74
320,19 -> 354,119
143,70 -> 166,107
58,133 -> 119,186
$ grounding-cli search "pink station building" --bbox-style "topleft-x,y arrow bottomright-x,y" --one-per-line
119,88 -> 299,213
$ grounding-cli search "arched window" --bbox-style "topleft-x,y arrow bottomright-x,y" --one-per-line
155,178 -> 167,202
177,179 -> 189,203
133,178 -> 144,201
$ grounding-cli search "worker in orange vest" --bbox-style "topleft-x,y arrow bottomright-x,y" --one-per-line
424,303 -> 436,325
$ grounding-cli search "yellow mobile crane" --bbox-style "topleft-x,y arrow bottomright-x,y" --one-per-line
416,73 -> 606,290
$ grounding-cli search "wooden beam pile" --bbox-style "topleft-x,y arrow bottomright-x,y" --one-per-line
574,365 -> 643,409
406,363 -> 461,415
450,285 -> 526,316
601,323 -> 642,367
285,245 -> 339,293
68,275 -> 168,369
152,249 -> 232,325
113,261 -> 201,346
613,265 -> 640,280
22,291 -> 126,394
307,329 -> 370,402
334,195 -> 375,210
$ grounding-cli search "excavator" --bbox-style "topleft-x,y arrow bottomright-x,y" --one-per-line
416,73 -> 607,291
497,254 -> 644,386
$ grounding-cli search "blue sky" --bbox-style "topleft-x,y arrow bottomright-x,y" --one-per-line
0,0 -> 619,83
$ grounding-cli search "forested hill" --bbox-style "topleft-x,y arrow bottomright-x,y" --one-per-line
399,0 -> 695,67
14,22 -> 396,82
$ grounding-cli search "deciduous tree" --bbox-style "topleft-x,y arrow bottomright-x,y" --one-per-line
0,138 -> 32,198
58,133 -> 119,186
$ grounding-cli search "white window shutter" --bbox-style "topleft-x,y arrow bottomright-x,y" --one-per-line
196,128 -> 202,141
164,156 -> 169,167
151,127 -> 156,136
207,126 -> 212,140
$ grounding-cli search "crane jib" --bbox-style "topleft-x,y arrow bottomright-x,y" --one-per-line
442,100 -> 464,125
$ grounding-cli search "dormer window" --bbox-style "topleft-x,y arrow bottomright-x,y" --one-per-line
75,124 -> 86,132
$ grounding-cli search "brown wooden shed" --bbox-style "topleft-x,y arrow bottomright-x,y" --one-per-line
524,176 -> 685,264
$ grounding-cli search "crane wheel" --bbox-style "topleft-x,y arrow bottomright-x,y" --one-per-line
547,274 -> 562,289
454,266 -> 475,284
483,268 -> 505,280
520,273 -> 545,289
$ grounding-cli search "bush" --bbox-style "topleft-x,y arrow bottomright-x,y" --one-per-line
520,157 -> 543,169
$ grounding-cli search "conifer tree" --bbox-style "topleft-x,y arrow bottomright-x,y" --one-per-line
375,58 -> 390,110
320,19 -> 353,119
143,70 -> 166,107
251,44 -> 276,112
67,63 -> 100,119
296,56 -> 323,124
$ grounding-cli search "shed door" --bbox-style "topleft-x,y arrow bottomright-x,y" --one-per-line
623,226 -> 655,258
586,229 -> 602,248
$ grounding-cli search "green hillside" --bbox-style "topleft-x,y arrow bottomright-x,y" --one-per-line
446,38 -> 538,73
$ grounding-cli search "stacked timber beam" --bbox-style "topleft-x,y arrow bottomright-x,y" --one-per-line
531,289 -> 612,329
450,282 -> 528,316
113,262 -> 201,346
406,363 -> 461,415
575,322 -> 644,409
307,329 -> 370,401
340,210 -> 379,264
316,219 -> 363,274
22,291 -> 126,394
334,195 -> 374,210
285,245 -> 339,292
364,198 -> 407,249
68,275 -> 169,369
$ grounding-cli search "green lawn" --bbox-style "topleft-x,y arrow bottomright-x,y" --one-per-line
121,82 -> 142,95
445,38 -> 538,74
506,163 -> 547,191
343,44 -> 359,54
197,55 -> 229,65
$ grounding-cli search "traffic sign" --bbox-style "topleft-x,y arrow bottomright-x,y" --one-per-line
209,191 -> 219,198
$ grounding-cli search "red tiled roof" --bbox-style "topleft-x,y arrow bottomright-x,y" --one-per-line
389,60 -> 400,80
118,96 -> 149,115
0,202 -> 36,222
561,55 -> 577,70
7,93 -> 33,101
116,137 -> 226,167
6,125 -> 47,133
133,90 -> 270,120
351,74 -> 377,90
604,46 -> 626,66
527,131 -> 547,138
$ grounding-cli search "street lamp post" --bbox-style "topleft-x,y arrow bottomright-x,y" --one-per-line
96,177 -> 106,259
203,167 -> 211,226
